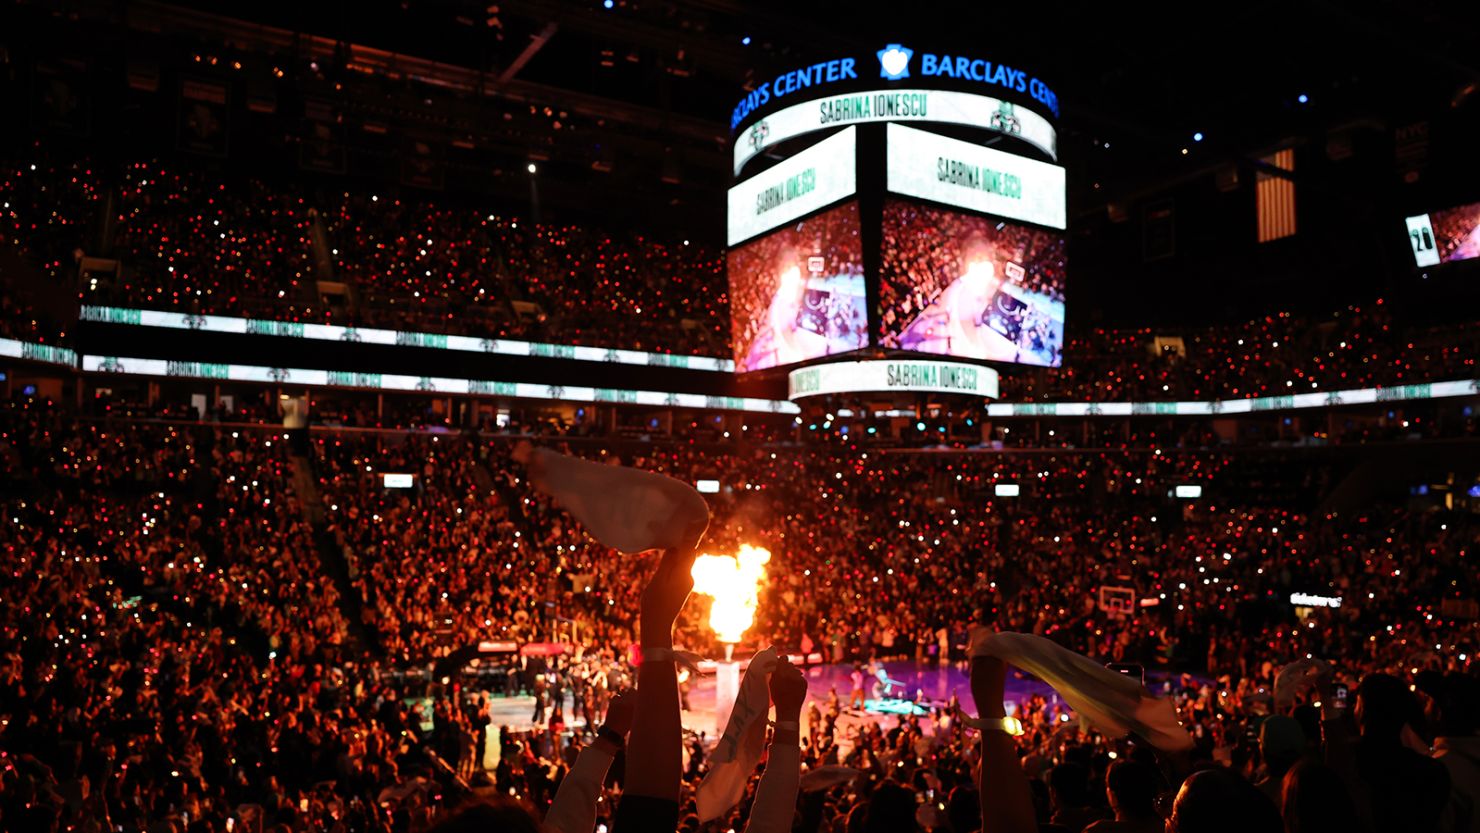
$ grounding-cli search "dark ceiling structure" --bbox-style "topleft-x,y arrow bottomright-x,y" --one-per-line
7,0 -> 1480,323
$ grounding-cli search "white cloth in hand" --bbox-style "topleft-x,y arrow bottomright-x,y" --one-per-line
971,630 -> 1193,752
515,444 -> 708,553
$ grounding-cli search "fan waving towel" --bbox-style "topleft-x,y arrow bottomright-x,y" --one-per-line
513,443 -> 709,553
971,630 -> 1193,752
696,647 -> 779,822
1273,657 -> 1331,710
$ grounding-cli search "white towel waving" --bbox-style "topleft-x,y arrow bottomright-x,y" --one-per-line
972,630 -> 1193,752
696,647 -> 779,821
1273,657 -> 1331,710
514,443 -> 708,553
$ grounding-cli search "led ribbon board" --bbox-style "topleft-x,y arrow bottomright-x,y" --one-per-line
79,355 -> 801,415
727,127 -> 858,246
79,306 -> 731,372
983,379 -> 1480,416
0,337 -> 77,368
886,123 -> 1067,229
788,359 -> 1000,399
735,89 -> 1058,175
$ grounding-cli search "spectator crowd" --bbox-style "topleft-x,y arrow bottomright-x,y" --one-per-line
1,391 -> 1476,833
3,152 -> 1477,405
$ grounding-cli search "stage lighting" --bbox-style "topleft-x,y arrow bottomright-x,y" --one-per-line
1174,485 -> 1202,499
526,162 -> 537,173
995,484 -> 1020,497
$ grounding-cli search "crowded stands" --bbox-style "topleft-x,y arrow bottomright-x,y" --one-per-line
2,392 -> 1476,832
4,153 -> 1477,408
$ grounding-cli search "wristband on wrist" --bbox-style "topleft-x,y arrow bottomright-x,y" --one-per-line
771,719 -> 801,731
596,726 -> 626,748
961,715 -> 1014,734
640,646 -> 678,665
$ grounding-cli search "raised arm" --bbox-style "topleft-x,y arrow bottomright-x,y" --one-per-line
546,691 -> 634,833
744,660 -> 808,833
616,538 -> 700,831
971,651 -> 1036,833
1312,668 -> 1373,831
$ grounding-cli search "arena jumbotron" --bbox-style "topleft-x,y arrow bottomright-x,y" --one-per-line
2,4 -> 1478,833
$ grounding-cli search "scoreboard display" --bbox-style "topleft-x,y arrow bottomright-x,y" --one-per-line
726,43 -> 1066,376
727,201 -> 867,373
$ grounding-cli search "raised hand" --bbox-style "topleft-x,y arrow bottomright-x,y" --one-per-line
769,660 -> 808,717
639,535 -> 702,648
601,689 -> 636,737
969,626 -> 1007,720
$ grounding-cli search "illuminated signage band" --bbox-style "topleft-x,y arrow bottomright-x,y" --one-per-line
79,306 -> 732,372
80,355 -> 800,415
982,379 -> 1480,417
727,127 -> 857,245
788,359 -> 1000,399
1290,592 -> 1342,609
0,337 -> 78,368
730,44 -> 1059,132
886,123 -> 1066,229
735,88 -> 1058,175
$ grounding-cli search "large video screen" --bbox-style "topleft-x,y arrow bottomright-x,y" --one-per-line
886,123 -> 1066,230
878,199 -> 1066,367
1407,201 -> 1480,267
727,126 -> 857,246
727,201 -> 868,373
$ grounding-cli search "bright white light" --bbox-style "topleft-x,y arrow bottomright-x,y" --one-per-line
961,260 -> 995,293
1289,592 -> 1342,609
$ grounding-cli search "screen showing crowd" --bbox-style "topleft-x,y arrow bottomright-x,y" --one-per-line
877,199 -> 1066,367
1408,200 -> 1480,267
727,200 -> 868,373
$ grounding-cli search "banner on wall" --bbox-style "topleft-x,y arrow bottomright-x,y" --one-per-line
31,61 -> 92,137
300,98 -> 347,174
400,139 -> 445,190
178,77 -> 230,157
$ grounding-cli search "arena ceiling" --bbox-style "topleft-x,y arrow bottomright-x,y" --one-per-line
10,0 -> 1480,322
183,0 -> 1480,210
